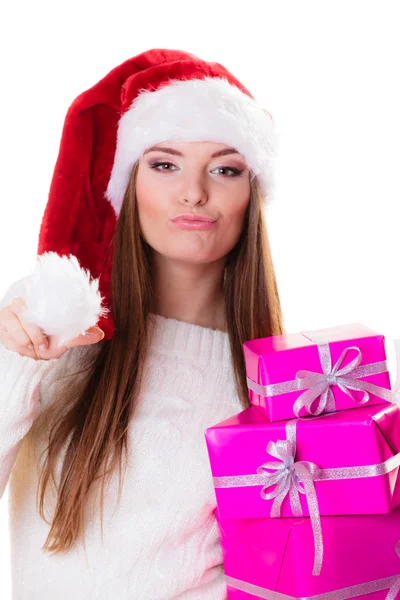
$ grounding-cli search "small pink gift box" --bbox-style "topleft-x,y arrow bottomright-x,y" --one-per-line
205,403 -> 400,520
216,507 -> 400,599
243,323 -> 393,422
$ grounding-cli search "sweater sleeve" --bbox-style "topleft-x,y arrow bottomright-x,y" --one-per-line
0,276 -> 60,499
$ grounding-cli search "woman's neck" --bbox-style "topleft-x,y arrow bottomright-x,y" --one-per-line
152,296 -> 228,332
151,254 -> 227,331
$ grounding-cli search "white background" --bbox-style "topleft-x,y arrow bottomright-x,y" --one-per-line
1,1 -> 400,597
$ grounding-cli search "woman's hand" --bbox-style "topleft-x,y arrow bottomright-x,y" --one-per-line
0,297 -> 105,361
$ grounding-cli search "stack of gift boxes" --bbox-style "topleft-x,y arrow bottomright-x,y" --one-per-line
205,323 -> 400,600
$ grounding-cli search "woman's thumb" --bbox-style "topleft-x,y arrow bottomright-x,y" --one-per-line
86,327 -> 105,341
70,327 -> 105,347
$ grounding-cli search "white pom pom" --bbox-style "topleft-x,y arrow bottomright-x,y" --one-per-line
24,252 -> 109,348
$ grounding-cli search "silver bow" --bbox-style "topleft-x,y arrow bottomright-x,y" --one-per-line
246,331 -> 400,419
256,420 -> 323,576
213,426 -> 400,578
293,343 -> 372,417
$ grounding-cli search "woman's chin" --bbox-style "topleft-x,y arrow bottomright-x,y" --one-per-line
166,251 -> 218,265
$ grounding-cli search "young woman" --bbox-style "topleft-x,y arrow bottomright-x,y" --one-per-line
0,48 -> 284,599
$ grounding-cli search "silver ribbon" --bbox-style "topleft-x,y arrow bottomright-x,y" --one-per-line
255,419 -> 323,576
225,540 -> 400,598
386,541 -> 400,600
213,421 -> 400,577
225,571 -> 400,600
246,332 -> 400,418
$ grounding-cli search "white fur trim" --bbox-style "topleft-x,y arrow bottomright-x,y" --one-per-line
105,77 -> 278,215
23,252 -> 109,347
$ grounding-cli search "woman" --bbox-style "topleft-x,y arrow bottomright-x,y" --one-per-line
0,48 -> 284,599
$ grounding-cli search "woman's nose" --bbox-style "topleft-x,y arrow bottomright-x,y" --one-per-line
181,177 -> 209,206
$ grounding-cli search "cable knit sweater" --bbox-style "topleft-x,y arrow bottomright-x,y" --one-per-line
0,277 -> 243,600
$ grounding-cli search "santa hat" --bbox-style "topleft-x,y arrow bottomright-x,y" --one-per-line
24,48 -> 278,346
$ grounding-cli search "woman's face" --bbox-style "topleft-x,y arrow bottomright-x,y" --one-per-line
135,141 -> 251,265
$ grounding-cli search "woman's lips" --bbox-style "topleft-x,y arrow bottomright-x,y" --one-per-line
171,218 -> 217,230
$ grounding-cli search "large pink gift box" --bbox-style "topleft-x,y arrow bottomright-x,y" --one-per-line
216,506 -> 400,599
243,323 -> 392,422
205,403 -> 400,519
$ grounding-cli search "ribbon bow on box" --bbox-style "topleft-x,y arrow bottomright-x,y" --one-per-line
256,419 -> 323,575
213,419 -> 400,577
246,331 -> 400,417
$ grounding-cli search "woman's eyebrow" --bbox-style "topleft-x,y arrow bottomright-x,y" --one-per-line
143,146 -> 240,158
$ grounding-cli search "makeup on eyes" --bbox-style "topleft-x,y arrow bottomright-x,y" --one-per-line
147,159 -> 246,177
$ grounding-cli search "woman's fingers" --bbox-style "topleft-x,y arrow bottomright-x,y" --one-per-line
0,296 -> 105,361
0,297 -> 61,360
11,297 -> 50,351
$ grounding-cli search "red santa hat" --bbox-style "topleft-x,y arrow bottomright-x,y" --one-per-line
24,48 -> 278,346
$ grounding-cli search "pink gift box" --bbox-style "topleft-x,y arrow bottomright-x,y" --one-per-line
216,507 -> 400,599
243,323 -> 392,422
205,403 -> 400,519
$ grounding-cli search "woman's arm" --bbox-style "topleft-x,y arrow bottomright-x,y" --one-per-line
0,276 -> 60,499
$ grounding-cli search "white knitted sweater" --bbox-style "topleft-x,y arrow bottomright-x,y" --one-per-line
0,277 -> 243,599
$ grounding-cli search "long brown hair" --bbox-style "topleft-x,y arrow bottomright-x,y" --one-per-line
28,160 -> 284,555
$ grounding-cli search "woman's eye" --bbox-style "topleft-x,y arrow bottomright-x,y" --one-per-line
211,166 -> 243,177
150,161 -> 177,172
